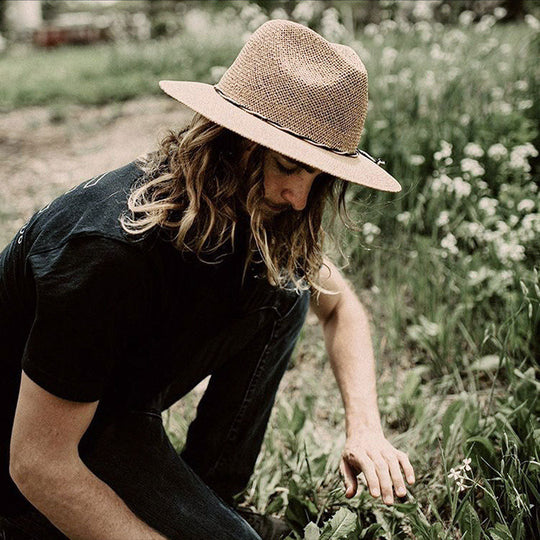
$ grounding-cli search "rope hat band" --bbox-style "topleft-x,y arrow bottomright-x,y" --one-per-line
159,19 -> 401,192
214,86 -> 385,165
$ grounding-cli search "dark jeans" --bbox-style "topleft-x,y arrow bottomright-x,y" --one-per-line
1,283 -> 310,540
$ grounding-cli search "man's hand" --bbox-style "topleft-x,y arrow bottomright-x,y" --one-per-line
339,428 -> 415,504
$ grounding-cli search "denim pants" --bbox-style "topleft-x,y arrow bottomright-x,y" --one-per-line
1,280 -> 310,540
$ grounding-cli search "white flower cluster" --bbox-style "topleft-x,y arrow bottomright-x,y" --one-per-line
238,3 -> 268,32
460,158 -> 485,178
447,458 -> 472,492
381,46 -> 398,68
487,143 -> 508,161
525,14 -> 540,30
291,1 -> 321,26
319,7 -> 347,42
478,197 -> 498,216
509,143 -> 538,173
436,211 -> 450,227
463,143 -> 484,159
430,174 -> 471,198
396,211 -> 411,225
434,140 -> 452,161
468,267 -> 513,288
362,222 -> 381,244
441,233 -> 458,255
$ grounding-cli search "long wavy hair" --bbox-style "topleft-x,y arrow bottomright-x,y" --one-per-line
120,113 -> 355,292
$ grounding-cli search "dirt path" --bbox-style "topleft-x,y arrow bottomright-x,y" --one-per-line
0,96 -> 192,245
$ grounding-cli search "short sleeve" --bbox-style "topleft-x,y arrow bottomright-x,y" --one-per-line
22,236 -> 149,402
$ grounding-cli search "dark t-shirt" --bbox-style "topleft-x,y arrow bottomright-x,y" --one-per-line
0,161 -> 289,514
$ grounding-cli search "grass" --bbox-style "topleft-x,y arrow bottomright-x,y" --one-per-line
1,8 -> 539,540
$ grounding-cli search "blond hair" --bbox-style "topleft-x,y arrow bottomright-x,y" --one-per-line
120,114 -> 354,292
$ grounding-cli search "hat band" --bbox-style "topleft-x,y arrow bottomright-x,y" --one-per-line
214,86 -> 385,165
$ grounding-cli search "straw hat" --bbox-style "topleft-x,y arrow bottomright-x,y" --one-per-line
159,19 -> 401,192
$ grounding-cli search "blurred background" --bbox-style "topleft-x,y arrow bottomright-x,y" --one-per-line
1,1 -> 539,539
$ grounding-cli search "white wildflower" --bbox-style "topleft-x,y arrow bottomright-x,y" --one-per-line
463,143 -> 484,158
441,233 -> 458,254
380,19 -> 399,33
270,8 -> 289,20
291,0 -> 320,24
517,99 -> 533,110
477,180 -> 488,190
479,197 -> 498,216
453,177 -> 472,198
491,87 -> 504,100
458,10 -> 475,26
447,468 -> 461,481
517,199 -> 535,213
525,14 -> 540,31
494,7 -> 507,20
410,154 -> 425,166
362,222 -> 381,244
522,213 -> 540,232
497,102 -> 513,115
487,143 -> 508,160
320,7 -> 347,42
434,140 -> 452,161
381,46 -> 398,67
514,80 -> 528,92
412,1 -> 434,21
496,221 -> 510,233
457,479 -> 467,492
363,23 -> 378,37
509,144 -> 538,173
464,222 -> 484,239
497,242 -> 526,263
209,65 -> 227,83
459,114 -> 471,126
430,177 -> 445,193
396,211 -> 411,225
509,215 -> 519,227
477,14 -> 496,31
461,158 -> 485,177
436,211 -> 450,227
462,458 -> 472,471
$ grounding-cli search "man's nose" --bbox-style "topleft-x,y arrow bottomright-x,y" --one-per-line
281,175 -> 314,211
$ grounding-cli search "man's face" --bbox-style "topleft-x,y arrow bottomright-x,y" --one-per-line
262,150 -> 322,212
241,145 -> 323,216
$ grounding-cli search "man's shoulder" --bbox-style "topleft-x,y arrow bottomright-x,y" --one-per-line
22,161 -> 149,255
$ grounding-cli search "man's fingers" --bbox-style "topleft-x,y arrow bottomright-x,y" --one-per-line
371,456 -> 394,505
397,451 -> 416,484
347,452 -> 381,499
387,454 -> 407,498
339,458 -> 358,498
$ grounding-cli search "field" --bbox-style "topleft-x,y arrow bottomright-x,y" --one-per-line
1,6 -> 538,540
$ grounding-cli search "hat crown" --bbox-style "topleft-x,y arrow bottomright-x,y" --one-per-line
216,19 -> 368,154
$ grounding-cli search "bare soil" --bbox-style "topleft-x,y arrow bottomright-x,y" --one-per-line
0,96 -> 192,245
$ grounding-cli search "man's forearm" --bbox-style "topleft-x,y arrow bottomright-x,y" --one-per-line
321,288 -> 383,437
13,458 -> 167,540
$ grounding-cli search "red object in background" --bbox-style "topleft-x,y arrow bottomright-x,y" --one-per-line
33,25 -> 108,48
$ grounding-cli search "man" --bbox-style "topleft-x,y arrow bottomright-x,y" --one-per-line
1,19 -> 415,539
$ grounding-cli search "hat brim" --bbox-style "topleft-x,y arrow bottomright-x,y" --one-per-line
159,80 -> 401,192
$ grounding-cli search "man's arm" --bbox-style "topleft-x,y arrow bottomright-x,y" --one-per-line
310,259 -> 415,505
10,372 -> 167,540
